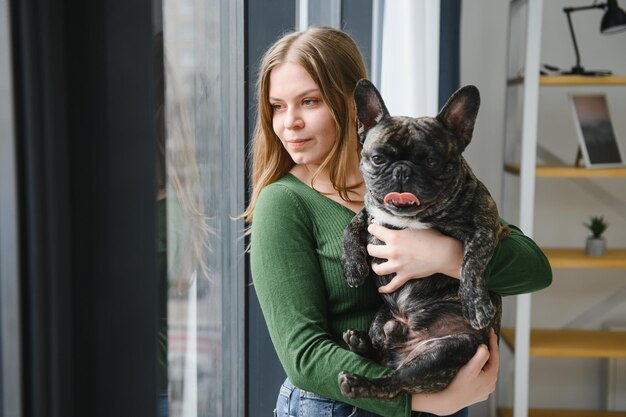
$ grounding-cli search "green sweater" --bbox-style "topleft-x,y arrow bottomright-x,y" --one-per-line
250,173 -> 552,417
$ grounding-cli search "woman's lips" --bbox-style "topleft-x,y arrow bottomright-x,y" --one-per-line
286,138 -> 311,149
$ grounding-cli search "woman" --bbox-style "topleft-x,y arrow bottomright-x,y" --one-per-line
245,26 -> 551,417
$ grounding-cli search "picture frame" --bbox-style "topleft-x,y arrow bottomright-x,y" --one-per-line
568,93 -> 625,168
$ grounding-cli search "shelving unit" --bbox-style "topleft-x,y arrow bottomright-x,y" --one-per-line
504,164 -> 626,178
542,248 -> 626,269
501,328 -> 626,358
501,1 -> 626,417
508,74 -> 626,86
498,408 -> 626,417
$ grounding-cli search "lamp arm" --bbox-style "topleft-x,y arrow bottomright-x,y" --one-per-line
563,3 -> 607,73
564,9 -> 582,69
563,4 -> 606,13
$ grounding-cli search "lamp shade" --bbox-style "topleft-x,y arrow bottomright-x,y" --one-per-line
601,0 -> 626,33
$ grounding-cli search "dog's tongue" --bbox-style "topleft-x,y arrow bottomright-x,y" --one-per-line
384,192 -> 421,206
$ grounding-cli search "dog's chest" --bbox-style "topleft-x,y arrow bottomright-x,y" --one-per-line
382,274 -> 459,304
368,205 -> 431,230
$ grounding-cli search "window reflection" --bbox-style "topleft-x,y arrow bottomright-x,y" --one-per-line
159,0 -> 229,416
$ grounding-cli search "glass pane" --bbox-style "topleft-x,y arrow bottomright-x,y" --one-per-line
158,0 -> 243,416
0,0 -> 22,413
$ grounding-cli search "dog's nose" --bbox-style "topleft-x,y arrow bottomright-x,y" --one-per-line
392,166 -> 411,183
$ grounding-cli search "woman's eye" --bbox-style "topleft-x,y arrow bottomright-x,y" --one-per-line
303,98 -> 319,106
271,103 -> 284,111
371,155 -> 385,165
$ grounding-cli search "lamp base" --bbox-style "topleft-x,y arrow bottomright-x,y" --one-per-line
561,65 -> 612,76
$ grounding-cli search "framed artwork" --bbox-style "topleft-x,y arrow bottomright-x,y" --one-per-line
569,93 -> 625,168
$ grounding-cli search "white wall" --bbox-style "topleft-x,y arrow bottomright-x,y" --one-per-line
461,0 -> 626,414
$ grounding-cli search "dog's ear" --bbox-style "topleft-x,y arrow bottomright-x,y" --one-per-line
437,85 -> 480,147
354,79 -> 390,144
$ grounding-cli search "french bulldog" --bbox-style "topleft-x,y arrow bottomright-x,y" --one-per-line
338,79 -> 509,399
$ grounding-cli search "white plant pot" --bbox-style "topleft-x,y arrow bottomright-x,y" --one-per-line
585,237 -> 606,256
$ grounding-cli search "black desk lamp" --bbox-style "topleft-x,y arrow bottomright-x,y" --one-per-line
562,0 -> 626,75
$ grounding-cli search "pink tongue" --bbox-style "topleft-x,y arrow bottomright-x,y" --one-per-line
384,192 -> 421,206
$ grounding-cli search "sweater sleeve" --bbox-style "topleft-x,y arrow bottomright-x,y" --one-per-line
250,184 -> 412,417
484,220 -> 552,296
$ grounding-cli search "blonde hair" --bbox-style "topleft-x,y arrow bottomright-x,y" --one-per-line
242,26 -> 368,223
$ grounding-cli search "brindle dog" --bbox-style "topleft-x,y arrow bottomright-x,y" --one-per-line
338,80 -> 509,399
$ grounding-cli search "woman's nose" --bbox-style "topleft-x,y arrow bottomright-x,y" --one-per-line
284,108 -> 304,129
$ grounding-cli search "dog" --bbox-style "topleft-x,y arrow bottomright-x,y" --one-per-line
338,79 -> 509,399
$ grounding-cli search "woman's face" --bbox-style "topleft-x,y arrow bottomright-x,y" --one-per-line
269,62 -> 337,168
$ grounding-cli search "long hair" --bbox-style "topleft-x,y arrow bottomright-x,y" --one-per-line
242,26 -> 368,223
155,32 -> 211,288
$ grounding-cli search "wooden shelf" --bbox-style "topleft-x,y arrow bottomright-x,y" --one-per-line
507,74 -> 626,86
498,407 -> 626,417
542,248 -> 626,269
501,328 -> 626,358
505,164 -> 626,178
541,74 -> 626,86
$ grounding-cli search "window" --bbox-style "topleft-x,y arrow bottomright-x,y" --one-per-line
159,0 -> 245,416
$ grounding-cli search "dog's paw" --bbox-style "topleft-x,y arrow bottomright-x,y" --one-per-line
343,260 -> 369,288
463,296 -> 496,330
343,329 -> 372,354
460,281 -> 497,329
338,371 -> 369,399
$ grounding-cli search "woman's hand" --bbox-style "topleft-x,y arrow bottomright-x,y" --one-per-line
411,328 -> 499,415
366,224 -> 463,293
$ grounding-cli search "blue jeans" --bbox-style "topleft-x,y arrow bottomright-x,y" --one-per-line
158,391 -> 168,417
274,378 -> 469,417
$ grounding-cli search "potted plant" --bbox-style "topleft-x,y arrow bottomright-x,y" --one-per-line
584,216 -> 608,256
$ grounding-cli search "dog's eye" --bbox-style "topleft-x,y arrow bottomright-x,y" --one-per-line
426,157 -> 440,168
371,155 -> 385,165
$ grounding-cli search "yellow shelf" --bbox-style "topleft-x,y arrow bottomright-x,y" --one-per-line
501,328 -> 626,358
541,74 -> 626,86
499,407 -> 626,417
505,164 -> 626,178
542,248 -> 626,269
507,74 -> 626,86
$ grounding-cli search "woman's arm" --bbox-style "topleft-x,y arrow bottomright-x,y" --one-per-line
483,221 -> 552,295
366,220 -> 552,295
411,329 -> 499,415
251,183 -> 411,417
